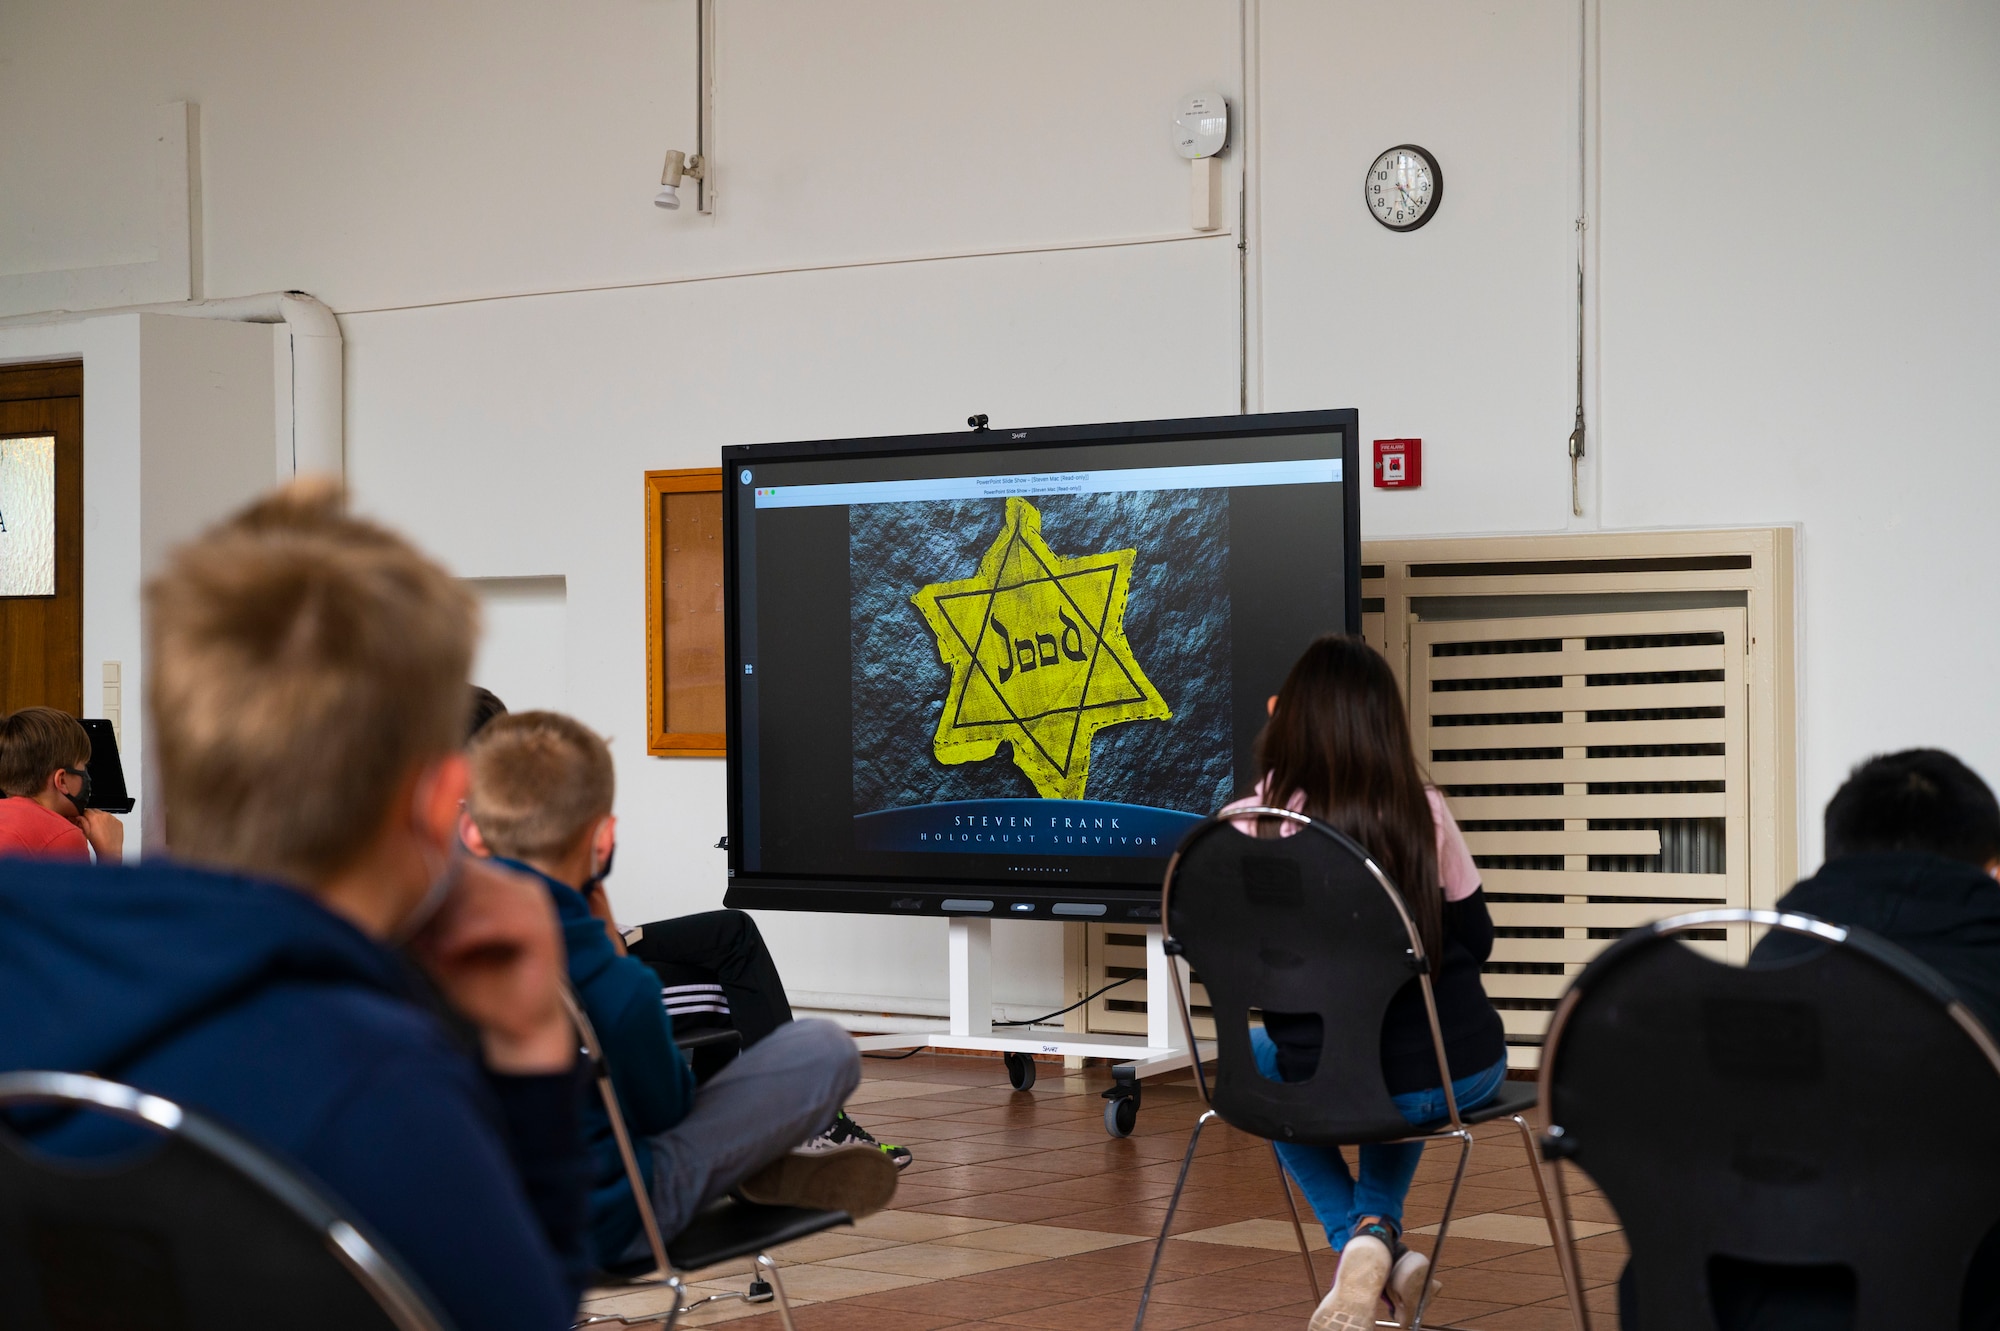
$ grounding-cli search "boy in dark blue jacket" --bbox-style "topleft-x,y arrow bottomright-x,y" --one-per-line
463,710 -> 897,1269
1621,748 -> 2000,1330
0,482 -> 589,1330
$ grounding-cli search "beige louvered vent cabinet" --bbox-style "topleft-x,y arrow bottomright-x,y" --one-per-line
1067,528 -> 1796,1071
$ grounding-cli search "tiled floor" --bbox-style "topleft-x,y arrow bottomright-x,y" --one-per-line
579,1053 -> 1626,1330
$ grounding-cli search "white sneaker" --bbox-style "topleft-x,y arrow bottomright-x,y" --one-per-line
737,1142 -> 900,1219
1310,1231 -> 1392,1331
1386,1246 -> 1440,1328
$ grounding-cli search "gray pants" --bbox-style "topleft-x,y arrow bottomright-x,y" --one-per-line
624,1017 -> 860,1256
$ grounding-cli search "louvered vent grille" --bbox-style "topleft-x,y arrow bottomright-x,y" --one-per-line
1415,609 -> 1749,1067
1074,537 -> 1784,1063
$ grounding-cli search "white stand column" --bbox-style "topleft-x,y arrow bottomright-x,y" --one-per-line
948,917 -> 993,1038
1145,925 -> 1181,1050
852,917 -> 1211,1114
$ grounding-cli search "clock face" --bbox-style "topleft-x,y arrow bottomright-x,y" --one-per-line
1366,144 -> 1441,231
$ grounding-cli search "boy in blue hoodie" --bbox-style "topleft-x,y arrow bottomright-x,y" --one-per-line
461,710 -> 897,1270
0,481 -> 589,1330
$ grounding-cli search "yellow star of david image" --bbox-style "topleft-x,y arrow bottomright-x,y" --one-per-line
910,496 -> 1172,800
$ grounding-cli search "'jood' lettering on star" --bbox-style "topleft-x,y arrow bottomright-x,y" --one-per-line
909,497 -> 1171,800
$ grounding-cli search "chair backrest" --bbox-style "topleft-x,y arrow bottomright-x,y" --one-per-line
0,1070 -> 449,1331
1540,909 -> 2000,1329
1163,809 -> 1450,1144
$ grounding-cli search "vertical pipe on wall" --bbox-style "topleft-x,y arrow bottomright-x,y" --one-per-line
698,0 -> 715,215
1567,0 -> 1589,519
1238,0 -> 1264,416
1567,0 -> 1601,530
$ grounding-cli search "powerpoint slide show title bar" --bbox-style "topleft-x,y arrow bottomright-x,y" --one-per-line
750,457 -> 1343,510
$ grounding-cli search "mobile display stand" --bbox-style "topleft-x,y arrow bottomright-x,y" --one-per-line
851,917 -> 1214,1136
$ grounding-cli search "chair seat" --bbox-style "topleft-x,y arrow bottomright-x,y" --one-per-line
665,1198 -> 850,1273
1406,1077 -> 1539,1136
673,1027 -> 744,1055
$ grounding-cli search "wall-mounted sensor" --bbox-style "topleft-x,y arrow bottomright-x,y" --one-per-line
655,149 -> 705,210
1173,92 -> 1229,159
1173,92 -> 1229,232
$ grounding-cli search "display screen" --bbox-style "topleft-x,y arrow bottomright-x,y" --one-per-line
722,411 -> 1358,919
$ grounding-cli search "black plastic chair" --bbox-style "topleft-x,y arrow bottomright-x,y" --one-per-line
1538,907 -> 2000,1331
1136,808 -> 1579,1331
0,1069 -> 449,1331
562,990 -> 850,1331
673,1025 -> 743,1086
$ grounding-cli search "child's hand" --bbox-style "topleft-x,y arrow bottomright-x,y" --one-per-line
410,858 -> 576,1075
76,809 -> 125,862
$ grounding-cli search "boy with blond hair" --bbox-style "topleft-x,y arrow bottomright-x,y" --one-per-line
0,481 -> 588,1329
463,709 -> 895,1267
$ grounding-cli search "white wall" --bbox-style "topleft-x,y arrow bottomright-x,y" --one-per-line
470,576 -> 570,715
3,0 -> 1997,1010
1594,0 -> 2000,866
138,315 -> 276,576
0,312 -> 274,855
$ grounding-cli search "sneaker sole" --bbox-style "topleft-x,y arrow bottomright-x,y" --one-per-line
738,1143 -> 900,1219
1311,1236 -> 1392,1331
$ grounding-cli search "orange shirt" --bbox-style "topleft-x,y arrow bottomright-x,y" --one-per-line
0,796 -> 91,861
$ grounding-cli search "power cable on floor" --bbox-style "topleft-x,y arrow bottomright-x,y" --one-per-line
993,975 -> 1136,1027
858,975 -> 1141,1059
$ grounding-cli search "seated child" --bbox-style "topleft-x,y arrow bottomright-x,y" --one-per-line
1618,747 -> 2000,1330
463,688 -> 911,1166
461,710 -> 898,1270
0,706 -> 124,861
1759,747 -> 2000,1032
1221,635 -> 1507,1331
0,481 -> 588,1330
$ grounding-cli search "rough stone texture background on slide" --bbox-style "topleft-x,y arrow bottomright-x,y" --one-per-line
850,490 -> 1233,816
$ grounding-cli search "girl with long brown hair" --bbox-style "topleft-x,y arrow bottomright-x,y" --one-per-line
1222,634 -> 1507,1331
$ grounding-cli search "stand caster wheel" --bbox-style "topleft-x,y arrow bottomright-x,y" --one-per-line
1004,1052 -> 1038,1091
1101,1070 -> 1141,1136
746,1277 -> 774,1304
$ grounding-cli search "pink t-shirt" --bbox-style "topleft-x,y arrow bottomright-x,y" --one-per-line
1219,780 -> 1481,902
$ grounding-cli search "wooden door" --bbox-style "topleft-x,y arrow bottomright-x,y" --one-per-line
0,362 -> 83,716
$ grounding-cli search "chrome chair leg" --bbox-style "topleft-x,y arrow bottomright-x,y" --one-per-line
1270,1140 -> 1322,1303
1511,1114 -> 1587,1331
1133,1108 -> 1214,1331
572,1275 -> 686,1330
755,1254 -> 798,1331
1409,1128 -> 1474,1331
1547,1157 -> 1595,1331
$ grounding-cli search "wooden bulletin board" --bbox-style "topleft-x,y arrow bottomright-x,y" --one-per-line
645,468 -> 726,757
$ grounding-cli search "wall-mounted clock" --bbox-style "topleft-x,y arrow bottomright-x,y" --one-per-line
1366,144 -> 1441,232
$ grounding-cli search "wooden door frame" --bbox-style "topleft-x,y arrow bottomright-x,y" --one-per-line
645,467 -> 727,757
0,360 -> 84,717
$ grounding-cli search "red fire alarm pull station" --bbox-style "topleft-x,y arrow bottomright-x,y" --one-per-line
1374,438 -> 1422,488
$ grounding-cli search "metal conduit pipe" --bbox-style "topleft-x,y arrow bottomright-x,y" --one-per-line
0,290 -> 343,477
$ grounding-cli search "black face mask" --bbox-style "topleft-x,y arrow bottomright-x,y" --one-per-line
580,843 -> 617,899
60,766 -> 93,815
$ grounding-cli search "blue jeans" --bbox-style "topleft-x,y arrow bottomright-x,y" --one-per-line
1249,1027 -> 1507,1248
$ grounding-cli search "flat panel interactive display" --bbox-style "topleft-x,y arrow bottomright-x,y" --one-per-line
722,410 -> 1359,920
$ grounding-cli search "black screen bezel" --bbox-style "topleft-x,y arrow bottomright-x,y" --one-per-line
720,409 -> 1360,920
